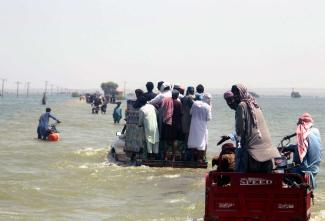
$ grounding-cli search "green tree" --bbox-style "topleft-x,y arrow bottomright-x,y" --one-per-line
101,81 -> 119,96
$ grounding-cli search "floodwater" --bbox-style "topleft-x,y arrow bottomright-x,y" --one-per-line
0,94 -> 324,221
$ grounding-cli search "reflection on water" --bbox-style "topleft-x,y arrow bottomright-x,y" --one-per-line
0,94 -> 324,220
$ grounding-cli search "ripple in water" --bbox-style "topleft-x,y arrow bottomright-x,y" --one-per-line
74,147 -> 106,156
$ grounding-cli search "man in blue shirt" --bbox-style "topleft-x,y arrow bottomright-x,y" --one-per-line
286,113 -> 322,188
37,108 -> 60,140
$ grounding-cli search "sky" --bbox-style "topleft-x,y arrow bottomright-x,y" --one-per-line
0,0 -> 324,91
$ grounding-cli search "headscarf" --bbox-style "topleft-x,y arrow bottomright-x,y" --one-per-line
296,113 -> 314,162
232,84 -> 259,126
174,85 -> 185,95
160,82 -> 171,92
203,93 -> 212,105
223,91 -> 234,100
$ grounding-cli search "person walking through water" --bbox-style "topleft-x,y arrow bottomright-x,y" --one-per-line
37,107 -> 60,140
113,102 -> 122,124
101,96 -> 108,114
41,92 -> 47,105
230,84 -> 280,173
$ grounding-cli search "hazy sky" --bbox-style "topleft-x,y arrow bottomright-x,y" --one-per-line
0,0 -> 324,90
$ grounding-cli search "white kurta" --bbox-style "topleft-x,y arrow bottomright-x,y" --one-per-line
187,101 -> 212,150
138,104 -> 160,144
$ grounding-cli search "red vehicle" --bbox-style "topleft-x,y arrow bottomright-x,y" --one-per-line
205,135 -> 314,221
204,172 -> 312,221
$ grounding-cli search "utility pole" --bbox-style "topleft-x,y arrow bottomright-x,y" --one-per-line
1,78 -> 6,98
50,84 -> 54,95
26,82 -> 30,97
15,81 -> 21,97
44,81 -> 48,93
123,81 -> 126,98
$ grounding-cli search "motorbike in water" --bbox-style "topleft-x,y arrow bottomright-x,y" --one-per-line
205,134 -> 314,221
47,123 -> 60,141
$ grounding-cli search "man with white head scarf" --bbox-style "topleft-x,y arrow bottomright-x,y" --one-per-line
187,93 -> 212,162
285,113 -> 322,188
148,81 -> 172,108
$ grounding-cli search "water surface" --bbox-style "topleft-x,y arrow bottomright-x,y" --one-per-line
0,95 -> 324,220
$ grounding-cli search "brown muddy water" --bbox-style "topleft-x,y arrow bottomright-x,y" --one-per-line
0,95 -> 324,220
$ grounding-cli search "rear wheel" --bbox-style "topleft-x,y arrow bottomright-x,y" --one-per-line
110,148 -> 118,161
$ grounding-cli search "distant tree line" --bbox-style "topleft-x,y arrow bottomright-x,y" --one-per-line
101,81 -> 119,96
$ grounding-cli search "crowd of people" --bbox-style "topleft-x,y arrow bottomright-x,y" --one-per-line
130,81 -> 212,163
129,81 -> 322,186
84,93 -> 123,124
85,93 -> 108,114
36,82 -> 322,187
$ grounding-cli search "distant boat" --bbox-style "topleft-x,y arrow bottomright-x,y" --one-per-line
291,88 -> 301,98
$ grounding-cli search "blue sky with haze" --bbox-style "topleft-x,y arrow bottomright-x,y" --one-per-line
0,0 -> 324,90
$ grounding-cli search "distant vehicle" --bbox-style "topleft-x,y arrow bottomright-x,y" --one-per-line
291,88 -> 301,98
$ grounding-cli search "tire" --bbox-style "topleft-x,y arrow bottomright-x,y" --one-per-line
110,148 -> 118,161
